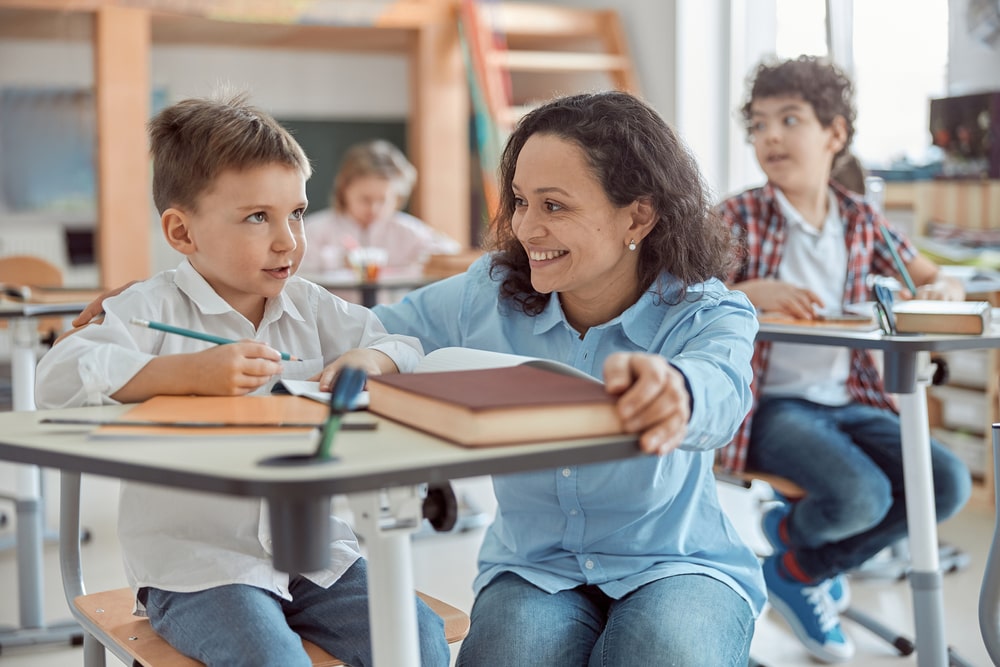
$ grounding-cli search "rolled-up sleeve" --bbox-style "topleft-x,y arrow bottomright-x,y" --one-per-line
669,292 -> 758,452
35,308 -> 155,409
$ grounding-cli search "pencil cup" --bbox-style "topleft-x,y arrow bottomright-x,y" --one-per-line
348,247 -> 388,282
268,497 -> 331,573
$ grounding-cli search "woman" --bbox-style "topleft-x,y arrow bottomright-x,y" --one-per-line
366,91 -> 765,665
69,91 -> 764,665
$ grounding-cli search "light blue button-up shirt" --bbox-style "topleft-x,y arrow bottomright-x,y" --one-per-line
375,255 -> 766,615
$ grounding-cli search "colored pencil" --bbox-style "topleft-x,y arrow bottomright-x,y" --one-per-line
130,318 -> 300,361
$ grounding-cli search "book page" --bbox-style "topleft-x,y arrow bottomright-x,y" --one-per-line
274,379 -> 369,409
418,347 -> 598,382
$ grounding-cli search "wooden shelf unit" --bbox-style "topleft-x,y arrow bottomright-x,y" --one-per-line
0,0 -> 470,288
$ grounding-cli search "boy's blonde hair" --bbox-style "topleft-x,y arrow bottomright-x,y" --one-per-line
148,92 -> 312,214
332,140 -> 417,212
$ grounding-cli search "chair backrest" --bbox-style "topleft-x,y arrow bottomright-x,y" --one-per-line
0,254 -> 65,337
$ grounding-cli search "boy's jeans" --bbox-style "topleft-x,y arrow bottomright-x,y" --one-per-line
141,559 -> 449,667
749,396 -> 971,580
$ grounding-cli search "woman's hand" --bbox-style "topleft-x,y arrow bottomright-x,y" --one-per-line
603,352 -> 690,455
311,349 -> 397,391
734,278 -> 823,319
71,281 -> 138,327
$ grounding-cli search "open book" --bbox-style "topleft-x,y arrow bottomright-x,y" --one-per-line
365,347 -> 622,447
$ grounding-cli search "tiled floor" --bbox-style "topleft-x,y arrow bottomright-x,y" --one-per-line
0,473 -> 995,666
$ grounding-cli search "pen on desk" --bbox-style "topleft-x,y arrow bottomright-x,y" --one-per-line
130,318 -> 301,361
879,222 -> 919,297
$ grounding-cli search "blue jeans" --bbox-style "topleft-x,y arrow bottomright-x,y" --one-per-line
455,572 -> 753,666
748,397 -> 971,580
140,559 -> 449,667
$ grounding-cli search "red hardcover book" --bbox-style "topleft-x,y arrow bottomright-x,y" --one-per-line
366,364 -> 624,446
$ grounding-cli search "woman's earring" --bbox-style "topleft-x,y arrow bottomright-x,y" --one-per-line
628,239 -> 637,251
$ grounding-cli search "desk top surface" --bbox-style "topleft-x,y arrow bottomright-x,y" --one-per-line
0,406 -> 640,499
299,268 -> 437,291
757,319 -> 1000,352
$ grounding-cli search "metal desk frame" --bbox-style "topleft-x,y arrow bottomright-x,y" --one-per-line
0,300 -> 91,651
758,321 -> 1000,667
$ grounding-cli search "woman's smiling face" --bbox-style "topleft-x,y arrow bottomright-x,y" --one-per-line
510,133 -> 644,327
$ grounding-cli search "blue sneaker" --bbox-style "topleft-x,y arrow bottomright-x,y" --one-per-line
762,556 -> 855,663
761,502 -> 792,554
826,574 -> 851,613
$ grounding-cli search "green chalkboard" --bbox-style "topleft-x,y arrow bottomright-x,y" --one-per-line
276,118 -> 408,214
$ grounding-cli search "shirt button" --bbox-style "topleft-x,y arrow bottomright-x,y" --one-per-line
585,559 -> 594,570
562,468 -> 572,477
569,509 -> 578,516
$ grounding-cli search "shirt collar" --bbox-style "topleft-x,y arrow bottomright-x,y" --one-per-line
535,276 -> 678,349
173,259 -> 305,324
773,186 -> 841,237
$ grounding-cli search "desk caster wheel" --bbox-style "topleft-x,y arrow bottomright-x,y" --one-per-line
422,482 -> 458,533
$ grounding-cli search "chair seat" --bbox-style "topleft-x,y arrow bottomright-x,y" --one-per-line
74,587 -> 470,666
713,466 -> 806,499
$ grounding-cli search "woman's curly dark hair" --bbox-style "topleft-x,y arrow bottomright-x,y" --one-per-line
740,54 -> 856,164
488,91 -> 734,316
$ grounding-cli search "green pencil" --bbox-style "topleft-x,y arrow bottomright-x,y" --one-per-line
130,318 -> 301,361
879,223 -> 919,297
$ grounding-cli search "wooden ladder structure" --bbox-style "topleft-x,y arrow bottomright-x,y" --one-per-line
459,0 -> 640,216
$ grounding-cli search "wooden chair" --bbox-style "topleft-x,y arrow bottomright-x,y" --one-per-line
59,471 -> 470,667
0,254 -> 65,344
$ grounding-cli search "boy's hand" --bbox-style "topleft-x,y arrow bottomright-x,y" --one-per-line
312,349 -> 398,391
190,342 -> 284,395
603,352 -> 690,456
736,278 -> 823,319
110,340 -> 282,402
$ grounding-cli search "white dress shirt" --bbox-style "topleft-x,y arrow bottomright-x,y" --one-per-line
35,260 -> 423,604
762,187 -> 852,405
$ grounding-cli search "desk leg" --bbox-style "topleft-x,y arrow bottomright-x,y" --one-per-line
349,487 -> 423,667
0,318 -> 82,650
897,389 -> 947,667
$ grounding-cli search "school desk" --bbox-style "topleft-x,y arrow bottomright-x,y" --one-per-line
757,319 -> 1000,667
0,297 -> 95,651
0,405 -> 641,665
300,267 -> 438,308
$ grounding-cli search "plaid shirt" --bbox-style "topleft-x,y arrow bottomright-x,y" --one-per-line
715,181 -> 913,473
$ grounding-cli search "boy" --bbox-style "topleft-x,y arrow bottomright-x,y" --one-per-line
35,93 -> 449,667
716,56 -> 971,663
